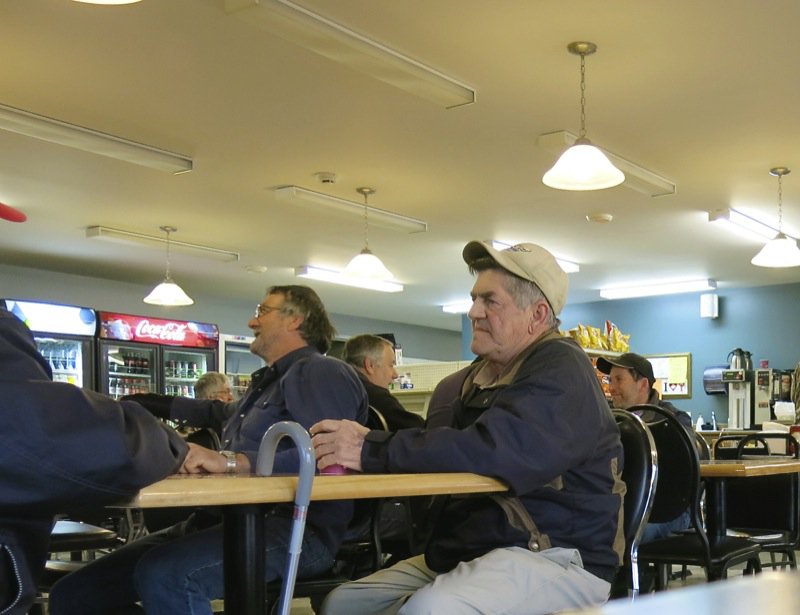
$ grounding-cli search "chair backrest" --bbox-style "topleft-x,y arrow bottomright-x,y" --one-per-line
366,405 -> 389,431
626,405 -> 703,533
737,433 -> 799,458
713,434 -> 771,459
694,432 -> 711,460
613,410 -> 658,597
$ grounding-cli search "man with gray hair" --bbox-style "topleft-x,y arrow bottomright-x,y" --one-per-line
343,334 -> 423,431
193,371 -> 234,402
312,241 -> 624,615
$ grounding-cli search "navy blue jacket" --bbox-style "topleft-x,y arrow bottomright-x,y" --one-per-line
362,335 -> 624,581
171,346 -> 368,557
0,308 -> 187,615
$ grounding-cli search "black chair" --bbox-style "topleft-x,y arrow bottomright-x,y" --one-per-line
634,404 -> 762,588
713,434 -> 769,460
610,410 -> 658,599
725,432 -> 800,570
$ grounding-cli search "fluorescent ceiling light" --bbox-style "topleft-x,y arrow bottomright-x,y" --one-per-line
489,240 -> 579,273
274,186 -> 427,233
224,0 -> 475,109
537,130 -> 676,197
0,103 -> 191,173
599,279 -> 716,300
86,226 -> 239,262
442,300 -> 473,314
708,208 -> 789,241
295,265 -> 403,293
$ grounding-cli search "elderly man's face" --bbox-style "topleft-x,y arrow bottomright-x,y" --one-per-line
367,343 -> 399,389
468,269 -> 537,366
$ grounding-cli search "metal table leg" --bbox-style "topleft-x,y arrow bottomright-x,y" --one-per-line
223,503 -> 266,615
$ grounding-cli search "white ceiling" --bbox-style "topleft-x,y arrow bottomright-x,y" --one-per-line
2,0 -> 800,332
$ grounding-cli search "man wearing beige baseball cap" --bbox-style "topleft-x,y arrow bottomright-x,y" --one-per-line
312,240 -> 623,615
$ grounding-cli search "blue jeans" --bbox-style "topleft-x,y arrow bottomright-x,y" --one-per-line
49,511 -> 334,615
640,510 -> 691,544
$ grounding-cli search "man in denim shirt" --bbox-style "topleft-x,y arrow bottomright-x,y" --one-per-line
50,285 -> 367,615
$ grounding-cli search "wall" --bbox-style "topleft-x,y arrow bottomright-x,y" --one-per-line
558,283 -> 800,423
0,264 -> 461,361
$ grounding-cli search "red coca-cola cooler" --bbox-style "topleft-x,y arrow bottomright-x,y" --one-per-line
97,311 -> 219,399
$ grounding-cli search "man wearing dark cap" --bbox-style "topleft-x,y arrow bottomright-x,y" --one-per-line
597,352 -> 692,544
596,352 -> 692,430
312,240 -> 624,615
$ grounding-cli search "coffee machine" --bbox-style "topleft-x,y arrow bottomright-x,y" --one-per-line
722,368 -> 750,429
752,368 -> 793,424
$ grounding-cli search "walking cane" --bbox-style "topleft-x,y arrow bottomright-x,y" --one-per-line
256,421 -> 315,615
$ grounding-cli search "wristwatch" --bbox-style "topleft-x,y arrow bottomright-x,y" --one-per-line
219,450 -> 238,473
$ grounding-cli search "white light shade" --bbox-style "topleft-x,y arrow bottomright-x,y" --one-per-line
295,266 -> 403,293
144,278 -> 194,306
543,141 -> 625,191
751,233 -> 800,268
600,279 -> 716,300
343,248 -> 394,279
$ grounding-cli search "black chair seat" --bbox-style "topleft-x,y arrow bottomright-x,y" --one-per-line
639,534 -> 761,570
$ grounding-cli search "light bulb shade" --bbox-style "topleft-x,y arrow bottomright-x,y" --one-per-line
343,248 -> 394,280
751,233 -> 800,268
143,278 -> 194,306
543,142 -> 625,191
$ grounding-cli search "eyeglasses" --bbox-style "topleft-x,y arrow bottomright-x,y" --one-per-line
254,304 -> 285,319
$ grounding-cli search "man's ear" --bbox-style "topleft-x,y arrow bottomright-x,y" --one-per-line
363,357 -> 376,376
284,313 -> 304,332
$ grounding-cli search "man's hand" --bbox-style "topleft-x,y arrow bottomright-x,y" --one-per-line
310,419 -> 369,472
178,443 -> 250,474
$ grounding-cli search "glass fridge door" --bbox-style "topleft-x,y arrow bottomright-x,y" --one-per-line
220,335 -> 263,399
36,336 -> 91,388
163,348 -> 215,398
100,342 -> 157,399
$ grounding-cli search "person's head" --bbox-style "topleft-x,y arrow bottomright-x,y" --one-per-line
343,334 -> 398,389
596,353 -> 655,409
194,371 -> 234,402
462,240 -> 567,368
248,285 -> 336,363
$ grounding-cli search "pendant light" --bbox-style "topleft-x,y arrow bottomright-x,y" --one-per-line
542,42 -> 625,191
143,226 -> 194,306
751,167 -> 800,268
343,187 -> 394,279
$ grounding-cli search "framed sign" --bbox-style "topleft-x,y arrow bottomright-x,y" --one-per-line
647,352 -> 692,399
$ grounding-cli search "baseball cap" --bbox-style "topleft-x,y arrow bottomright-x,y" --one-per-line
596,353 -> 655,386
462,240 -> 568,315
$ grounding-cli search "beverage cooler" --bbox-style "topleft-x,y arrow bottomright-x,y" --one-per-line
219,333 -> 265,399
97,311 -> 219,399
2,298 -> 96,388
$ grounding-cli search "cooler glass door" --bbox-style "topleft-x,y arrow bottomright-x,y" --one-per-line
221,336 -> 263,399
162,348 -> 216,398
36,335 -> 93,388
99,341 -> 157,399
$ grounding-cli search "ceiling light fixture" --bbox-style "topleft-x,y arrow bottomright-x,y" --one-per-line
343,187 -> 395,280
274,186 -> 427,234
0,102 -> 192,173
295,266 -> 403,293
707,208 -> 785,242
542,42 -> 624,191
599,279 -> 716,300
143,226 -> 194,306
86,226 -> 239,262
751,167 -> 800,268
224,0 -> 475,109
538,131 -> 675,197
442,300 -> 474,314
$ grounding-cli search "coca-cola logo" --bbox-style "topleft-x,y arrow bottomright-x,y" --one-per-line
135,320 -> 188,342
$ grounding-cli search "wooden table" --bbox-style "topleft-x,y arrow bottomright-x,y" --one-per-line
699,458 -> 800,539
131,472 -> 507,615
